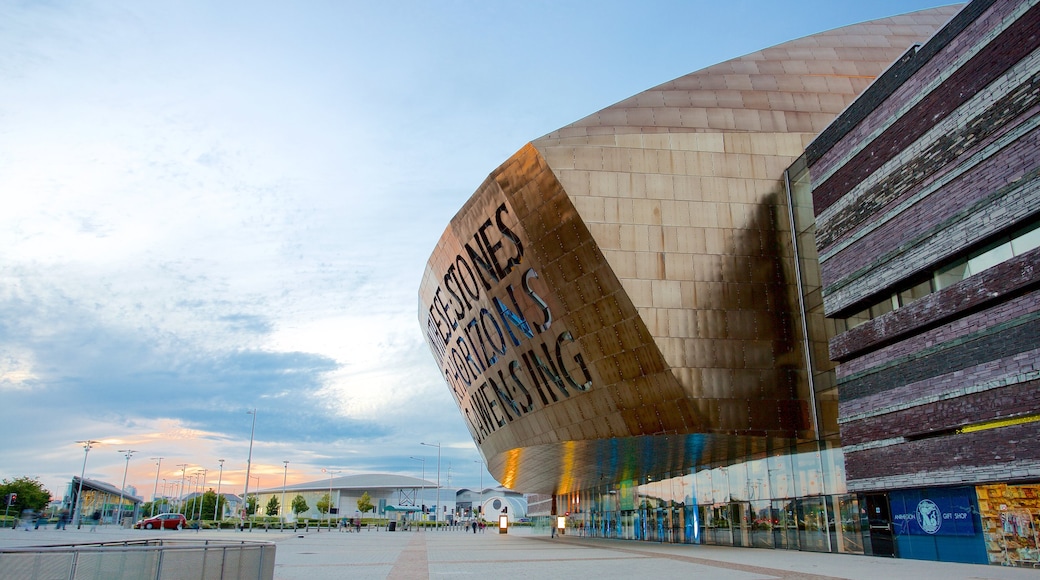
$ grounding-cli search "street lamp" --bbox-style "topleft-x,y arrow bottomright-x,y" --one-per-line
213,459 -> 225,521
186,473 -> 197,518
150,457 -> 163,517
197,469 -> 208,520
410,457 -> 425,526
420,442 -> 441,528
176,464 -> 189,514
73,440 -> 100,528
116,449 -> 137,526
242,409 -> 256,523
474,459 -> 485,521
192,470 -> 207,520
321,468 -> 341,527
281,461 -> 289,525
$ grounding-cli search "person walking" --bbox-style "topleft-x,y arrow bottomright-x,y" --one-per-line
56,510 -> 68,530
90,510 -> 101,532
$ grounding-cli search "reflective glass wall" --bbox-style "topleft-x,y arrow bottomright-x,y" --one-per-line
552,440 -> 869,554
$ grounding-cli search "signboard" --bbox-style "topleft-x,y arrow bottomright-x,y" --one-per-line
889,488 -> 977,536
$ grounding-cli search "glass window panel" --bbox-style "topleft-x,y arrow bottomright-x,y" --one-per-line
793,446 -> 824,497
845,307 -> 870,329
727,462 -> 749,502
869,296 -> 894,318
898,279 -> 932,306
933,260 -> 968,290
767,453 -> 795,499
967,240 -> 1013,275
819,444 -> 847,495
694,470 -> 714,505
1011,221 -> 1040,255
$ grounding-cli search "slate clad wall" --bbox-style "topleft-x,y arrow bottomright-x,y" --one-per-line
806,0 -> 1040,493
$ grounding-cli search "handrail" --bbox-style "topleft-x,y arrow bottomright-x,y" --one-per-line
0,538 -> 275,580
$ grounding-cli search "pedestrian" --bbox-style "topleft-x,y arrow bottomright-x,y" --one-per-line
57,510 -> 68,530
90,510 -> 101,532
551,518 -> 556,538
472,520 -> 477,534
34,511 -> 45,529
20,509 -> 33,531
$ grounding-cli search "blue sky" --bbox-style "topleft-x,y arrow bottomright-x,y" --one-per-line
0,0 -> 951,500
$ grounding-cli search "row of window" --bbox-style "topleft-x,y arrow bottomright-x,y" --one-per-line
840,217 -> 1039,331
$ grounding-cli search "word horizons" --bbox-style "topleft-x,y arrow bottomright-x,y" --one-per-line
424,202 -> 594,443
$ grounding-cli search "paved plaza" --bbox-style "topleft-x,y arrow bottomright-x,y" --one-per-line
2,524 -> 1038,579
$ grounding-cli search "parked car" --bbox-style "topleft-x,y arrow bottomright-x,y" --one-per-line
135,513 -> 187,530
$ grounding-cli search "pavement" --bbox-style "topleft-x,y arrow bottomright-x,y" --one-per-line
1,524 -> 1038,579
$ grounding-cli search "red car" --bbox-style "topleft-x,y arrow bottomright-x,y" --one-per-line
134,513 -> 187,530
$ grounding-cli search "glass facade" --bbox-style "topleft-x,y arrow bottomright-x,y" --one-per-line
550,440 -> 872,554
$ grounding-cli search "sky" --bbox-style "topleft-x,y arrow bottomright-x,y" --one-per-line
0,0 -> 951,502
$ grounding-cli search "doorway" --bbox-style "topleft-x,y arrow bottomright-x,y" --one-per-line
863,494 -> 895,557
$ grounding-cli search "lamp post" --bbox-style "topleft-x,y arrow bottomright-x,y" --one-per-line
149,457 -> 163,517
321,468 -> 341,528
176,464 -> 188,514
409,456 -> 425,526
198,469 -> 208,520
116,449 -> 137,527
281,461 -> 289,525
213,459 -> 224,521
193,469 -> 207,520
73,440 -> 99,528
185,474 -> 196,518
474,459 -> 485,521
242,409 -> 256,524
420,442 -> 441,528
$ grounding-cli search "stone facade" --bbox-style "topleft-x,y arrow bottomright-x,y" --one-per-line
807,0 -> 1040,494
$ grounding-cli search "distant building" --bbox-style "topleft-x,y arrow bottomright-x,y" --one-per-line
254,473 -> 452,522
66,477 -> 143,525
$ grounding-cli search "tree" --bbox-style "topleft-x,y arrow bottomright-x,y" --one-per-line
246,495 -> 258,516
206,490 -> 226,521
316,493 -> 331,517
356,492 -> 374,517
265,496 -> 280,517
1,477 -> 52,514
291,495 -> 308,518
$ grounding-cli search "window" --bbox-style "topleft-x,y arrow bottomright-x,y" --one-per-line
837,216 -> 1038,330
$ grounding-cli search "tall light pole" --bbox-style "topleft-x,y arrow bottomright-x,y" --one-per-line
197,469 -> 208,520
150,457 -> 163,517
192,470 -> 207,520
281,461 -> 289,524
420,442 -> 441,528
474,459 -> 485,521
73,440 -> 99,528
116,449 -> 137,526
410,456 -> 425,526
321,468 -> 341,526
176,463 -> 188,514
242,409 -> 256,523
185,474 -> 195,518
213,459 -> 225,521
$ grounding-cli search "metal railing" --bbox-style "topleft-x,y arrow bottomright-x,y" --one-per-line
0,538 -> 275,580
